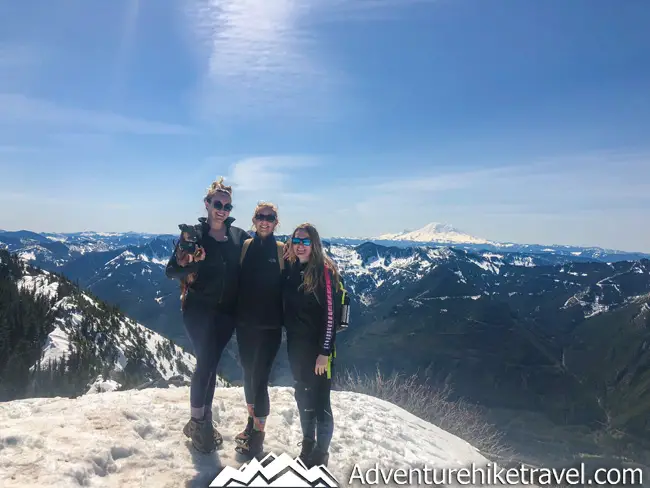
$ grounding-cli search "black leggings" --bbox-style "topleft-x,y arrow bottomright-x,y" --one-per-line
182,305 -> 236,414
287,334 -> 334,452
236,326 -> 282,418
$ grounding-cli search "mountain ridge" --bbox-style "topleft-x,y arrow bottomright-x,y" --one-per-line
0,248 -> 204,402
3,225 -> 650,265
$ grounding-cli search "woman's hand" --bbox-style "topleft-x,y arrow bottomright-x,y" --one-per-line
315,354 -> 329,376
194,246 -> 206,262
283,241 -> 291,260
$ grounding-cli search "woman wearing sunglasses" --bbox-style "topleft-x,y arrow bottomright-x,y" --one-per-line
233,202 -> 285,459
165,177 -> 249,453
283,223 -> 342,468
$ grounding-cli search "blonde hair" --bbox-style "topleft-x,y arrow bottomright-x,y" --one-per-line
205,176 -> 232,201
287,222 -> 341,294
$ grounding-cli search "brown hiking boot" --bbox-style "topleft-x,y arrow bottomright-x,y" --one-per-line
235,416 -> 254,445
183,418 -> 223,449
235,430 -> 265,459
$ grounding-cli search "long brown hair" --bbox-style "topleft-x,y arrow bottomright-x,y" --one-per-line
287,223 -> 341,294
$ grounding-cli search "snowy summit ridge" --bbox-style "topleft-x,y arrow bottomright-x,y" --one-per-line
377,222 -> 492,245
0,386 -> 506,488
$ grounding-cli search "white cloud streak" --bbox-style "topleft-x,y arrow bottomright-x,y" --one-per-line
227,155 -> 317,193
109,0 -> 142,109
183,0 -> 433,121
0,93 -> 192,135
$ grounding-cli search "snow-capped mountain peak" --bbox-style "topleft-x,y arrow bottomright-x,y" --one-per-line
377,222 -> 491,245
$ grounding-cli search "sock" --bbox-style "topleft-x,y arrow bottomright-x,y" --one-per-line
191,406 -> 205,421
253,416 -> 267,431
204,407 -> 212,423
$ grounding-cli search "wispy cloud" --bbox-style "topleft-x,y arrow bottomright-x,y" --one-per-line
227,155 -> 317,193
360,150 -> 650,200
300,149 -> 650,239
370,165 -> 517,193
0,93 -> 192,135
183,0 -> 433,122
109,0 -> 141,109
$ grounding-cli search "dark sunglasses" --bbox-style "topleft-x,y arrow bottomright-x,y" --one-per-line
291,237 -> 311,246
255,213 -> 276,222
208,199 -> 233,212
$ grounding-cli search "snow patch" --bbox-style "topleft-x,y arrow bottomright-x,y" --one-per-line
36,325 -> 71,369
17,274 -> 59,301
86,375 -> 122,394
18,251 -> 37,261
454,270 -> 467,283
0,387 -> 495,488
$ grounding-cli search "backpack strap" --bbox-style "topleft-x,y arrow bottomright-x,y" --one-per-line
322,264 -> 335,353
240,238 -> 253,265
240,237 -> 285,273
276,241 -> 285,272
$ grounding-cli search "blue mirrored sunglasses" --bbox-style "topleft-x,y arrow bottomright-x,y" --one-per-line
291,237 -> 311,246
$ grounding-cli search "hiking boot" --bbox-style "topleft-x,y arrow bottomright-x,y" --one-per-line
235,429 -> 265,459
297,437 -> 315,465
183,418 -> 223,447
183,418 -> 219,453
235,416 -> 254,445
305,447 -> 329,468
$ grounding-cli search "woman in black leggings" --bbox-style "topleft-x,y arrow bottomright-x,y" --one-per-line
233,202 -> 285,459
165,177 -> 248,453
283,222 -> 343,468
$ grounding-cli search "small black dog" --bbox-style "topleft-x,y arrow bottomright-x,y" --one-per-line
175,223 -> 204,310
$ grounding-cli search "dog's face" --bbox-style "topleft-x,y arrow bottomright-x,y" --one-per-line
178,224 -> 201,253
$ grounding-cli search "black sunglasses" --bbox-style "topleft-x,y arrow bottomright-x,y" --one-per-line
208,199 -> 233,212
291,237 -> 311,246
255,213 -> 277,222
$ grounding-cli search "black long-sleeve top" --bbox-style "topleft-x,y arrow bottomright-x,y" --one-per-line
282,260 -> 338,356
236,234 -> 284,329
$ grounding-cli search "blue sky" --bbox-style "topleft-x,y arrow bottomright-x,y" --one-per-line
1,0 -> 649,251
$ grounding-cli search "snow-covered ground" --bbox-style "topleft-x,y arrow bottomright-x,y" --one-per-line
0,386 -> 517,488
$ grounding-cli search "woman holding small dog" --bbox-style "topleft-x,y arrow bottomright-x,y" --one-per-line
233,202 -> 285,459
165,177 -> 249,454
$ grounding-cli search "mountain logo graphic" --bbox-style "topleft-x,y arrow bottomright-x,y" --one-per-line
209,452 -> 339,487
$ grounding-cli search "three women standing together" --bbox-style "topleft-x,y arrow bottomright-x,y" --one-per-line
165,177 -> 344,468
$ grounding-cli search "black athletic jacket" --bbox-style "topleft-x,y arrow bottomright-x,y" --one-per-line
282,260 -> 339,357
236,233 -> 284,329
165,216 -> 249,314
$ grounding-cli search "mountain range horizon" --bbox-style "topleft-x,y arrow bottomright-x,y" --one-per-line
2,220 -> 649,256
